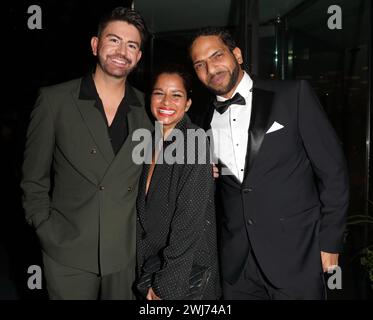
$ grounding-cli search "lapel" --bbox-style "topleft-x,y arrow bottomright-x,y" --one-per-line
137,159 -> 169,231
137,160 -> 148,229
105,99 -> 147,179
73,91 -> 115,165
144,115 -> 188,205
206,81 -> 274,186
115,96 -> 150,230
144,157 -> 165,207
138,116 -> 188,227
243,85 -> 274,183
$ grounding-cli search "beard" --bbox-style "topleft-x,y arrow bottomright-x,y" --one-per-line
206,61 -> 241,96
97,54 -> 135,78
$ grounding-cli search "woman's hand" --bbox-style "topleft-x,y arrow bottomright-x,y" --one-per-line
146,287 -> 161,300
212,164 -> 219,179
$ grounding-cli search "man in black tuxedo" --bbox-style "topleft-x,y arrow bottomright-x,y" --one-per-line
189,27 -> 349,300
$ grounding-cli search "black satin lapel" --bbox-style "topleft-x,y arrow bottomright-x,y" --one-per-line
244,88 -> 274,178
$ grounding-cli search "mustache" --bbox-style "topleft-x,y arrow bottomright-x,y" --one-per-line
108,54 -> 132,65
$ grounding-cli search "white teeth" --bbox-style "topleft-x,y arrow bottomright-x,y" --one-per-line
112,58 -> 126,65
159,109 -> 175,115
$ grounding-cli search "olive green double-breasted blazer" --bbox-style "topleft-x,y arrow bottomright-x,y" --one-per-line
21,77 -> 152,277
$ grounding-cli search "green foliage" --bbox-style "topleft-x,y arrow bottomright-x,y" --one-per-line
361,248 -> 373,290
347,213 -> 373,289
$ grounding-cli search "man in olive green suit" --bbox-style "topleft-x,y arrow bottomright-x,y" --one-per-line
21,7 -> 152,299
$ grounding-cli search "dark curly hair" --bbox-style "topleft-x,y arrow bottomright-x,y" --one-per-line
97,7 -> 148,48
189,27 -> 237,53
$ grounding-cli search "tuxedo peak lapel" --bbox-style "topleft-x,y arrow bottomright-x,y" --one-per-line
243,87 -> 274,180
72,91 -> 115,164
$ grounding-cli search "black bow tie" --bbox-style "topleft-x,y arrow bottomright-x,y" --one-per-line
213,92 -> 246,114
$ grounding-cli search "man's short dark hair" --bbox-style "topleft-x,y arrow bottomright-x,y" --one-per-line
189,27 -> 237,52
97,7 -> 148,47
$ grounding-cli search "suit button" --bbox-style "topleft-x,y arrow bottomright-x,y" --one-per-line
128,187 -> 132,192
141,232 -> 147,240
242,187 -> 253,193
99,186 -> 105,191
247,219 -> 254,225
90,148 -> 97,154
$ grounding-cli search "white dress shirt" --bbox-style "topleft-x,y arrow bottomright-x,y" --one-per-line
211,72 -> 253,183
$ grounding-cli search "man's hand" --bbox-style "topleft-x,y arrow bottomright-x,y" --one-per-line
321,251 -> 339,272
146,287 -> 161,300
212,164 -> 219,179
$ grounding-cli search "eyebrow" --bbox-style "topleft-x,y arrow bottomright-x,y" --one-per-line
105,34 -> 140,47
171,90 -> 185,94
128,40 -> 140,47
193,50 -> 222,66
152,88 -> 185,94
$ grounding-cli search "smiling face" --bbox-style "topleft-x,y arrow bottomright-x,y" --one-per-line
151,73 -> 192,133
190,35 -> 244,98
91,20 -> 142,79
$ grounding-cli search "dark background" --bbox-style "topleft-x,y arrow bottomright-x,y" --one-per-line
1,0 -> 372,299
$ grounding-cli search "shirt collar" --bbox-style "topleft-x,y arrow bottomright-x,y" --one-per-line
79,72 -> 99,100
79,72 -> 141,107
216,71 -> 253,102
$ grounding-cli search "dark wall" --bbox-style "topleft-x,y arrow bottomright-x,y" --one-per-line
2,1 -> 135,300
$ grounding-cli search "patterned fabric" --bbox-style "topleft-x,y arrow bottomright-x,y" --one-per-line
136,115 -> 220,300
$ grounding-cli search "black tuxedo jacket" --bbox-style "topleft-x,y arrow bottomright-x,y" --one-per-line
195,78 -> 349,287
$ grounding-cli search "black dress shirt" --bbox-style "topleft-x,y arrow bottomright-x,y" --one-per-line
79,73 -> 136,155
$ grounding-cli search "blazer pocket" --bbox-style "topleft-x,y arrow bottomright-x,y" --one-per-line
279,204 -> 320,230
265,126 -> 287,137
